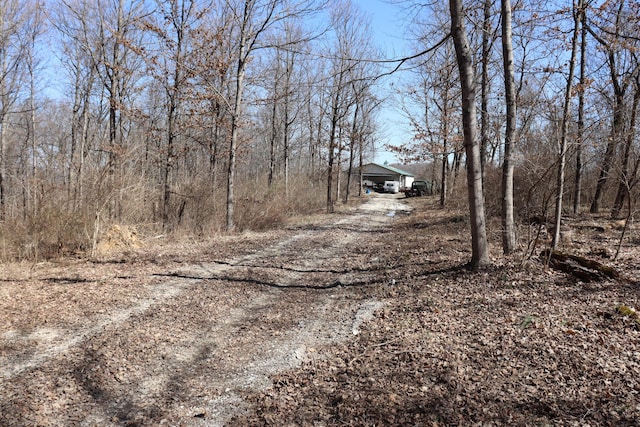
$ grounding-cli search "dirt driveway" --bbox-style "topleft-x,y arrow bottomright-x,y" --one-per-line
0,194 -> 409,426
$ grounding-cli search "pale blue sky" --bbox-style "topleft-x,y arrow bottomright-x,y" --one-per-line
352,0 -> 413,165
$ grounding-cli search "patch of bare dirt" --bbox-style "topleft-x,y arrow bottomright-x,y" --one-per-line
1,193 -> 639,426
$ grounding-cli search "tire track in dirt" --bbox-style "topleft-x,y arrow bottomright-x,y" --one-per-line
0,193 -> 410,426
0,279 -> 193,381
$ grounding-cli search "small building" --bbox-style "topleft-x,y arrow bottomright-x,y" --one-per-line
358,162 -> 414,190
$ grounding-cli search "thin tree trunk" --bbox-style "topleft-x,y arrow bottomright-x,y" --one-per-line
449,0 -> 491,268
29,55 -> 37,215
227,60 -> 245,231
283,90 -> 291,199
573,5 -> 587,214
268,60 -> 279,188
589,2 -> 628,214
0,28 -> 6,220
501,0 -> 517,254
439,98 -> 449,207
440,153 -> 448,206
0,110 -> 5,220
590,90 -> 624,214
344,102 -> 358,203
335,125 -> 344,204
480,0 -> 492,175
226,0 -> 253,232
611,80 -> 640,218
210,102 -> 221,189
552,0 -> 582,250
327,72 -> 343,214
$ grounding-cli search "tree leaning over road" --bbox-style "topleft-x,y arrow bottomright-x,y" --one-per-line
448,0 -> 491,268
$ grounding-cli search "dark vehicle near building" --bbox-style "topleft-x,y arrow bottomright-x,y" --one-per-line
404,180 -> 432,197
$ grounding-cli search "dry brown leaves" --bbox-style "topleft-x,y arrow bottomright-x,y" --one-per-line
234,198 -> 640,426
1,196 -> 639,426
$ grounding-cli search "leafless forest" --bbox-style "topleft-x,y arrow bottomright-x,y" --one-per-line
0,0 -> 639,263
2,2 -> 640,424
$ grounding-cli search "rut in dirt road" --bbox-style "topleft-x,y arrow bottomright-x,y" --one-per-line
0,194 -> 410,426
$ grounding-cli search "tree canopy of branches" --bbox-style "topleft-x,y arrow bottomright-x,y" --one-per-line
1,0 -> 639,266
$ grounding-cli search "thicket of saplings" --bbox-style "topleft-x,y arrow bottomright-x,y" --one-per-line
0,172 -> 327,262
0,160 -> 633,262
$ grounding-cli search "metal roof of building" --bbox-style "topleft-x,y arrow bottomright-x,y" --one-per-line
360,162 -> 414,177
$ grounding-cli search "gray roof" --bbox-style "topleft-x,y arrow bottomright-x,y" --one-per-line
360,162 -> 414,177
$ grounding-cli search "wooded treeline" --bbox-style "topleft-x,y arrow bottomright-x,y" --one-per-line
396,0 -> 640,266
2,0 -> 639,263
0,0 -> 382,259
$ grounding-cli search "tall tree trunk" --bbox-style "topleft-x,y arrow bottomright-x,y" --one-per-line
28,52 -> 37,216
358,128 -> 364,197
552,0 -> 582,250
326,72 -> 343,214
611,80 -> 640,218
210,101 -> 222,189
573,5 -> 587,214
283,88 -> 291,199
449,0 -> 491,268
589,2 -> 628,214
0,110 -> 5,220
163,93 -> 177,230
344,101 -> 359,203
480,0 -> 492,175
590,89 -> 624,214
268,58 -> 279,188
439,92 -> 450,207
227,56 -> 245,231
107,0 -> 125,220
0,56 -> 6,220
440,151 -> 448,207
500,0 -> 517,254
226,0 -> 253,232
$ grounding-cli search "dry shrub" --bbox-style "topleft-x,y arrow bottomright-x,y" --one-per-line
167,179 -> 227,235
236,182 -> 326,230
154,173 -> 325,236
0,208 -> 91,262
482,166 -> 503,219
235,177 -> 325,231
444,172 -> 473,212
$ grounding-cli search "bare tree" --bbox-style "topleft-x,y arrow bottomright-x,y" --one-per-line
0,0 -> 33,219
397,3 -> 463,207
480,0 -> 499,175
588,0 -> 640,214
144,0 -> 208,229
449,0 -> 491,268
265,22 -> 307,197
573,0 -> 588,214
23,3 -> 44,215
551,0 -> 583,250
612,69 -> 640,218
51,1 -> 99,212
324,0 -> 373,213
500,0 -> 517,254
223,0 -> 322,230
